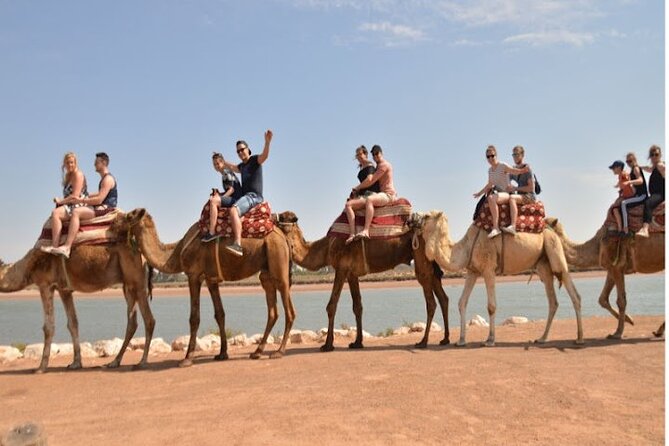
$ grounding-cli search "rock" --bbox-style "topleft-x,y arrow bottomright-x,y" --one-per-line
200,334 -> 221,351
80,343 -> 99,359
93,338 -> 123,357
503,316 -> 529,325
430,322 -> 443,332
392,326 -> 411,336
54,343 -> 74,356
230,334 -> 251,347
1,421 -> 47,446
317,328 -> 348,337
0,346 -> 22,363
23,344 -> 59,360
248,334 -> 263,344
468,315 -> 489,327
148,338 -> 171,355
290,330 -> 319,344
410,322 -> 427,332
129,337 -> 147,350
346,329 -> 372,339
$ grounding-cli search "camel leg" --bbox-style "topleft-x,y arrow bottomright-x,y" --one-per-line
598,272 -> 634,325
59,290 -> 82,370
107,285 -> 138,369
415,277 -> 437,349
456,273 -> 478,347
36,286 -> 56,373
253,271 -> 279,359
534,261 -> 559,344
348,275 -> 365,349
206,281 -> 228,361
180,275 -> 202,368
321,270 -> 347,352
432,273 -> 450,345
482,270 -> 497,347
653,322 -> 665,338
607,270 -> 627,340
561,272 -> 585,345
132,285 -> 156,370
271,274 -> 295,359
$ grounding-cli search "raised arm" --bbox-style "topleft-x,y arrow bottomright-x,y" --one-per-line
223,160 -> 240,173
257,129 -> 273,165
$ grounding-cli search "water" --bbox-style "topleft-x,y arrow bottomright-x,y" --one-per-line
0,274 -> 664,344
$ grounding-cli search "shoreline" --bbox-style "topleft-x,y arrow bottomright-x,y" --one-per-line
3,270 -> 663,299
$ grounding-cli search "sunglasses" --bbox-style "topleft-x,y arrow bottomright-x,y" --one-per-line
486,154 -> 495,159
237,147 -> 247,154
512,153 -> 522,157
651,153 -> 660,157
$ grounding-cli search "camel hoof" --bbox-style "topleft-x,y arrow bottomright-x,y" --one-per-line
269,351 -> 284,359
455,340 -> 466,348
414,341 -> 427,349
320,344 -> 335,353
534,338 -> 548,344
653,331 -> 664,338
439,338 -> 450,346
606,333 -> 622,340
574,339 -> 585,345
483,340 -> 495,347
178,358 -> 193,368
105,360 -> 121,369
348,342 -> 364,349
67,362 -> 82,370
214,353 -> 229,361
33,368 -> 47,374
249,352 -> 262,360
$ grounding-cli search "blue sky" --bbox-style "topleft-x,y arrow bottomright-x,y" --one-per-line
0,0 -> 664,262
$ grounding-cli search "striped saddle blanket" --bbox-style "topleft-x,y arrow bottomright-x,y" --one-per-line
198,201 -> 274,239
604,201 -> 665,233
327,198 -> 412,240
35,208 -> 122,248
474,201 -> 546,234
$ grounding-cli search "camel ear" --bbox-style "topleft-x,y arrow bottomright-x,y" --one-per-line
137,208 -> 147,220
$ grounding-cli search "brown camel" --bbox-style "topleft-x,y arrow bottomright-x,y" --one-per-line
546,218 -> 665,339
0,240 -> 154,373
115,208 -> 294,366
415,210 -> 584,346
276,211 -> 450,351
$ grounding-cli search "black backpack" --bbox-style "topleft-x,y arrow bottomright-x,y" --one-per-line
533,174 -> 541,194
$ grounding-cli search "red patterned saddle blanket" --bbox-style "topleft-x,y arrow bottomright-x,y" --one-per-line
198,201 -> 274,239
35,208 -> 122,248
327,198 -> 412,240
604,201 -> 665,233
474,201 -> 545,234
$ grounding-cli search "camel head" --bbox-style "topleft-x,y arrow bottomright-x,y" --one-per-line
110,208 -> 150,236
276,211 -> 300,237
418,210 -> 453,264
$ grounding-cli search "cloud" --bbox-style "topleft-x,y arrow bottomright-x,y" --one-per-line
358,21 -> 426,44
503,30 -> 595,47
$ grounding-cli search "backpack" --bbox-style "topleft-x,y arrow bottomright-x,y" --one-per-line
533,174 -> 541,195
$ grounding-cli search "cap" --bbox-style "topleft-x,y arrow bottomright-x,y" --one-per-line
609,160 -> 625,170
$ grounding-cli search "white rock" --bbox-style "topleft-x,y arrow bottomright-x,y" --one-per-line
468,315 -> 489,327
129,337 -> 147,350
430,322 -> 443,332
317,328 -> 348,338
55,343 -> 74,356
410,322 -> 427,332
248,334 -> 263,344
290,330 -> 319,344
93,338 -> 123,357
230,334 -> 251,347
346,328 -> 372,339
0,346 -> 22,363
23,343 -> 60,360
200,334 -> 221,351
80,342 -> 99,358
149,338 -> 172,355
503,316 -> 529,325
171,335 -> 192,352
392,326 -> 411,336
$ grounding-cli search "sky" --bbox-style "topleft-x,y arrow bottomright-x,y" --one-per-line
0,0 -> 664,262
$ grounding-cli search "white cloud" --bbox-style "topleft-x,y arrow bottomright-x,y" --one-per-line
358,21 -> 425,42
503,30 -> 595,47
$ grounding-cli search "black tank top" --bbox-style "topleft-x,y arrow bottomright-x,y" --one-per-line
649,166 -> 665,198
630,166 -> 648,197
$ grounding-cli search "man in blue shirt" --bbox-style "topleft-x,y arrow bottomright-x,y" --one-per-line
222,129 -> 273,256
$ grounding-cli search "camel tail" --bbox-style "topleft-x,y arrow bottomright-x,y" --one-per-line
147,265 -> 154,301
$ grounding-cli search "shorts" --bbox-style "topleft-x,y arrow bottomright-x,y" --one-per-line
219,195 -> 236,208
234,192 -> 263,217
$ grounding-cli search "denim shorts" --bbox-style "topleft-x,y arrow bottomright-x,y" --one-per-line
234,192 -> 263,216
219,195 -> 236,208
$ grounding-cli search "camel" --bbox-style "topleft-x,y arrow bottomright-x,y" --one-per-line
414,210 -> 584,347
276,211 -> 450,351
114,208 -> 294,366
0,240 -> 154,373
546,218 -> 665,339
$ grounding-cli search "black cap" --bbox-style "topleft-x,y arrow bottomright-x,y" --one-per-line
609,160 -> 624,170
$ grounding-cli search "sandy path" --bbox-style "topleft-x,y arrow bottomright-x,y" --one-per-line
0,315 -> 664,445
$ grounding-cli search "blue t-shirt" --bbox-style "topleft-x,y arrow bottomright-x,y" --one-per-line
237,155 -> 263,197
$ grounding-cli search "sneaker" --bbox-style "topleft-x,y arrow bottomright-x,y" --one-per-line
488,228 -> 501,239
636,226 -> 649,238
40,245 -> 55,254
502,225 -> 517,235
52,246 -> 71,259
201,232 -> 221,243
225,243 -> 243,257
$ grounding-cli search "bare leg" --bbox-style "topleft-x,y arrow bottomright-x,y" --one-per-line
50,207 -> 69,248
206,281 -> 228,360
358,193 -> 391,237
482,270 -> 497,347
59,290 -> 82,369
63,206 -> 96,249
230,206 -> 242,246
208,195 -> 221,235
344,198 -> 366,243
180,275 -> 202,367
36,286 -> 56,373
321,270 -> 348,352
509,197 -> 518,227
487,195 -> 499,230
347,276 -> 364,349
456,273 -> 478,347
534,261 -> 559,343
253,272 -> 278,359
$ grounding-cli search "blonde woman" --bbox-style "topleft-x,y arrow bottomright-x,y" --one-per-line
612,152 -> 647,235
473,145 -> 529,238
40,152 -> 89,256
637,145 -> 665,237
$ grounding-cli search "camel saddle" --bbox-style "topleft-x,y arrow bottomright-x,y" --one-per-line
198,201 -> 275,239
327,198 -> 412,240
604,201 -> 665,234
474,201 -> 546,234
35,208 -> 122,248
